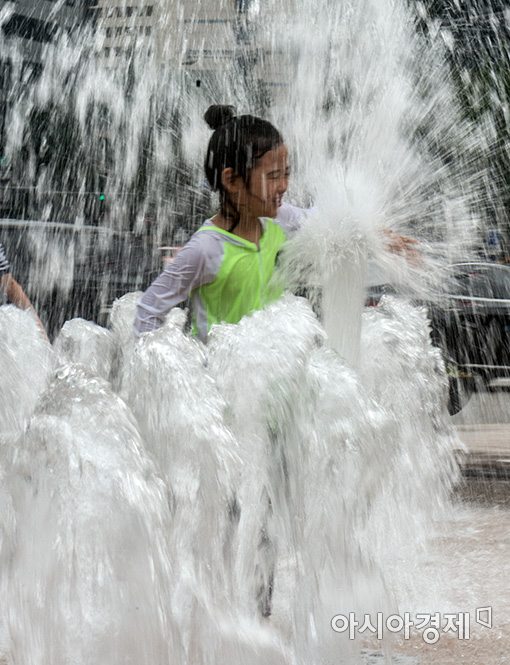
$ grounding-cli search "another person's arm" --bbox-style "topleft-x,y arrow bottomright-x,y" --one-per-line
2,273 -> 34,310
0,243 -> 47,338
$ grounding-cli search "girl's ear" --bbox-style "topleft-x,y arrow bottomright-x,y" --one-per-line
221,167 -> 242,194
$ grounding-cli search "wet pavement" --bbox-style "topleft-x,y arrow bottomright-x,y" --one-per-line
361,498 -> 510,664
360,387 -> 510,665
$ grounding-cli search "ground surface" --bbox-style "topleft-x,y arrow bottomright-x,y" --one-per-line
362,386 -> 510,665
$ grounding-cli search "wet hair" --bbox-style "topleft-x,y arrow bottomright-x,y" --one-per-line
204,104 -> 284,231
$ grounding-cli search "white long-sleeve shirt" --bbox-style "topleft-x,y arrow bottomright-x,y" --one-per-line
134,203 -> 305,338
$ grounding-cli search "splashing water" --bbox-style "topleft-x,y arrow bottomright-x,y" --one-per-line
0,307 -> 52,435
0,292 -> 460,664
3,363 -> 181,664
0,0 -> 494,662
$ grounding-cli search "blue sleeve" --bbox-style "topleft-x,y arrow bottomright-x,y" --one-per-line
276,202 -> 317,236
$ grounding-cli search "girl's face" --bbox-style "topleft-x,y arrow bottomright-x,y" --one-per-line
224,144 -> 290,220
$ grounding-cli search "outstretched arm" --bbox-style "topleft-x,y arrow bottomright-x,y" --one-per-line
135,232 -> 219,335
279,203 -> 419,261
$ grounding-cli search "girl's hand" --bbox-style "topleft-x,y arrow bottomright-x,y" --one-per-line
383,229 -> 420,265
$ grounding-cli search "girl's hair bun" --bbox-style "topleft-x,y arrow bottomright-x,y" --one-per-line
204,105 -> 236,130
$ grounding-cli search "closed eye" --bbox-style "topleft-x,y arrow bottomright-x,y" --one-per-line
267,169 -> 291,179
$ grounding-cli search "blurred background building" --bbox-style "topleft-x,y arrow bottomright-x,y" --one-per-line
92,0 -> 287,104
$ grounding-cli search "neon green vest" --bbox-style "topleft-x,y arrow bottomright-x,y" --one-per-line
192,219 -> 287,335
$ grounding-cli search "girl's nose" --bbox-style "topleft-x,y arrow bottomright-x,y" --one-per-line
278,176 -> 288,194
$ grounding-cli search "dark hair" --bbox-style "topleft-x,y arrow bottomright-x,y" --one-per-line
204,104 -> 284,231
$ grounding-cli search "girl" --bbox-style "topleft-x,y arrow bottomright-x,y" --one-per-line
134,105 -> 413,341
